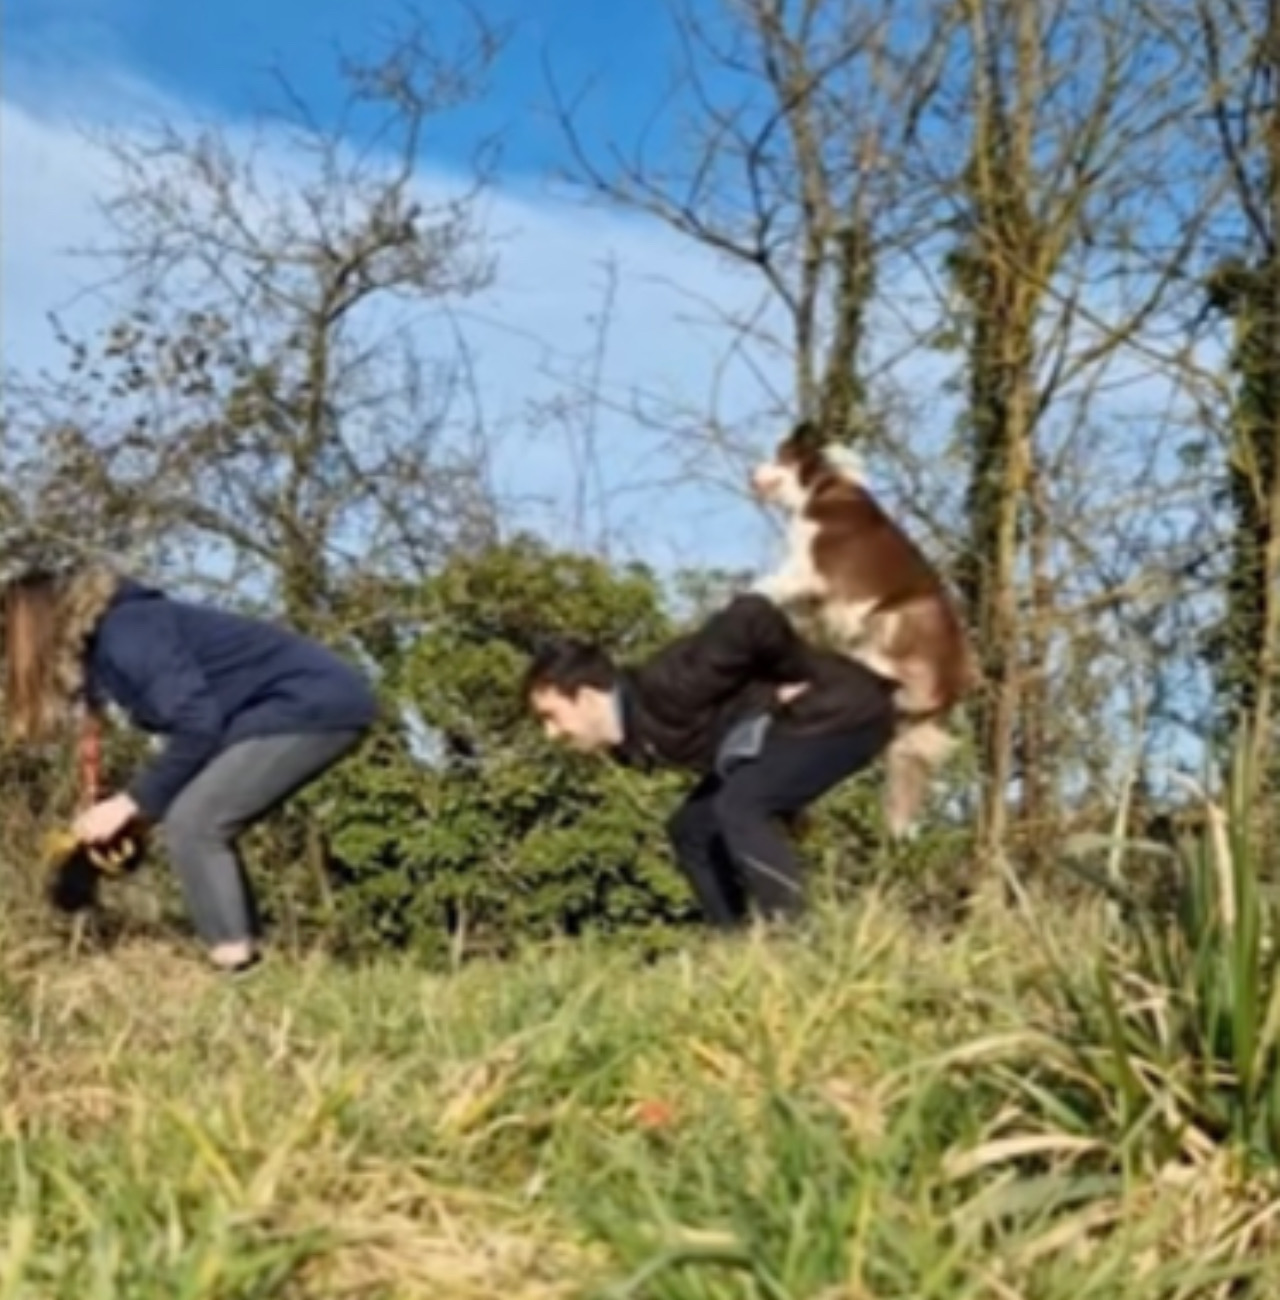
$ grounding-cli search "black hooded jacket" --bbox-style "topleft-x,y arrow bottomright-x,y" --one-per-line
612,593 -> 897,775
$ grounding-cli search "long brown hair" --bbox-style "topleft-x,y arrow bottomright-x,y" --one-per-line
4,569 -> 69,743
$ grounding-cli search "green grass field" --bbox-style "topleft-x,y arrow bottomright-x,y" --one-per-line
4,883 -> 1279,1299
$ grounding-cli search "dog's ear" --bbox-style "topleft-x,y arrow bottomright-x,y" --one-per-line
788,420 -> 823,454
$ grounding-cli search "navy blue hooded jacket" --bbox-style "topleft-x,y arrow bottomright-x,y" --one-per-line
85,579 -> 378,822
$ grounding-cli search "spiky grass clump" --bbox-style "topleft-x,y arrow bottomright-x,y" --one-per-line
946,737 -> 1280,1297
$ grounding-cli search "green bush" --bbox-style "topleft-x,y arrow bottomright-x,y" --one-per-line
315,536 -> 696,960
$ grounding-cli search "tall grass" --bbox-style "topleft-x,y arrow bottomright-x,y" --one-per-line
948,738 -> 1280,1298
5,859 -> 1280,1298
6,732 -> 1280,1296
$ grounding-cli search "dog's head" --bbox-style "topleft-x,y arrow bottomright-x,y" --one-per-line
750,422 -> 865,511
41,828 -> 146,914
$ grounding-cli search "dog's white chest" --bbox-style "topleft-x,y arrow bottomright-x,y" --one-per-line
754,515 -> 826,604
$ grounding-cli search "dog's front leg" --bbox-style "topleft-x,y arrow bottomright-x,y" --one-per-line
751,556 -> 822,609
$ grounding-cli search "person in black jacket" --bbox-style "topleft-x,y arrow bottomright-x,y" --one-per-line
3,563 -> 378,971
522,592 -> 898,928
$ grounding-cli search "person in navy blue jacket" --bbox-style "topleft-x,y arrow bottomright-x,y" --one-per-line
3,563 -> 378,972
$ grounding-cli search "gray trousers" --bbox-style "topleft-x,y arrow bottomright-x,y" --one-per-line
161,730 -> 364,945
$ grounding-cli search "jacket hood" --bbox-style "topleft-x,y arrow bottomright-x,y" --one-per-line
53,567 -> 164,706
109,577 -> 166,607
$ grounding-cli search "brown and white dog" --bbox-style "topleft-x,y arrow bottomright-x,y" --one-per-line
749,423 -> 976,837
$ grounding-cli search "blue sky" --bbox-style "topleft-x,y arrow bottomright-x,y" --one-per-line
0,0 -> 1233,787
0,0 -> 1018,567
2,0 -> 814,575
2,0 -> 974,585
2,0 -> 680,186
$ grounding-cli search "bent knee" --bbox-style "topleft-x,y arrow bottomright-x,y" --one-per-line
711,787 -> 772,834
666,800 -> 711,846
163,801 -> 235,853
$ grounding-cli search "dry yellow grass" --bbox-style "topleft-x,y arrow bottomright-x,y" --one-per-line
2,888 -> 1279,1298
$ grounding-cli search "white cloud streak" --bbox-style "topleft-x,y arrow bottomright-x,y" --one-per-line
1,66 -> 803,578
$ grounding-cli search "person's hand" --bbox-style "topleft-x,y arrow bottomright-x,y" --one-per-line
73,793 -> 140,845
776,681 -> 810,705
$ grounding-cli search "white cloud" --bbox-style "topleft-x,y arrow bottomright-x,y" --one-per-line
0,66 -> 802,579
0,51 -> 1218,602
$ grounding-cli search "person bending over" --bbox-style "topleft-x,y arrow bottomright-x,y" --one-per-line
522,592 -> 897,928
3,563 -> 378,972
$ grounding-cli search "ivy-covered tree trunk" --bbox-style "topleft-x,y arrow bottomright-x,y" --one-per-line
1210,262 -> 1280,803
1249,0 -> 1280,807
956,252 -> 1038,868
815,214 -> 877,443
1202,0 -> 1280,815
1020,449 -> 1054,847
953,0 -> 1045,873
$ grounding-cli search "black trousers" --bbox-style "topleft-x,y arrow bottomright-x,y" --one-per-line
666,716 -> 894,927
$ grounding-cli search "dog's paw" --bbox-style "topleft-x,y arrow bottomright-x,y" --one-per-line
751,574 -> 815,609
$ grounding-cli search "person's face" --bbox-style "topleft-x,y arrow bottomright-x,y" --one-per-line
528,684 -> 621,753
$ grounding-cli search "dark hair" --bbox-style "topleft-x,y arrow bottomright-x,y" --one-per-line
520,638 -> 618,704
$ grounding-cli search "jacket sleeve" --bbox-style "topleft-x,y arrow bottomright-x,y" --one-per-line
102,608 -> 227,822
689,593 -> 812,684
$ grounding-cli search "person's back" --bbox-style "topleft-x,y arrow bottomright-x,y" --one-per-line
623,595 -> 897,774
89,579 -> 377,743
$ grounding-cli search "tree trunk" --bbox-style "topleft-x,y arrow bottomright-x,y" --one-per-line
1255,0 -> 1280,817
955,0 -> 1044,873
1211,0 -> 1280,819
817,214 -> 877,444
1019,445 -> 1054,860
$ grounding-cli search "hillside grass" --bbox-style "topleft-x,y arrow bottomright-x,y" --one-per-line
2,888 -> 1279,1299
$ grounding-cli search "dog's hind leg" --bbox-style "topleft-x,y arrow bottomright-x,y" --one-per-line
881,721 -> 955,839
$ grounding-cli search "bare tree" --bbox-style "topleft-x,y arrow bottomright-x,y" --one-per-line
933,0 -> 1213,869
0,9 -> 506,641
550,0 -> 955,454
550,0 -> 1218,870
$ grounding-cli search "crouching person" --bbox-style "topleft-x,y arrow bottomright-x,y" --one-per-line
521,593 -> 897,929
3,564 -> 378,972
